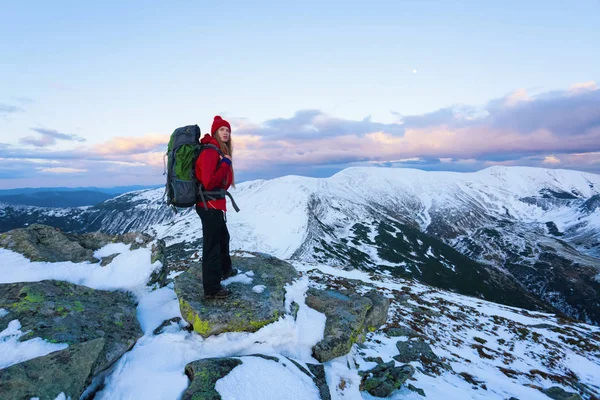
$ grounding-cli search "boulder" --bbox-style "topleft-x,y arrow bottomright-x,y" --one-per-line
407,383 -> 426,397
359,360 -> 415,397
148,238 -> 168,287
542,386 -> 582,400
387,326 -> 420,338
174,254 -> 299,337
0,280 -> 142,384
0,338 -> 105,400
305,288 -> 389,362
183,355 -> 331,400
183,358 -> 243,400
363,290 -> 391,329
0,224 -> 97,263
394,339 -> 439,363
0,225 -> 166,286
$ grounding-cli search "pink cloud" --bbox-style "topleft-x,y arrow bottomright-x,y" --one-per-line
226,82 -> 600,174
569,81 -> 598,93
230,123 -> 600,171
93,134 -> 169,156
543,155 -> 561,164
504,88 -> 531,107
3,81 -> 600,189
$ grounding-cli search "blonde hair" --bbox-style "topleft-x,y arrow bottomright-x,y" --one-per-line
214,132 -> 235,187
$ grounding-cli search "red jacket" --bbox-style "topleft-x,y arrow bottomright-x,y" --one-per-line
195,134 -> 232,211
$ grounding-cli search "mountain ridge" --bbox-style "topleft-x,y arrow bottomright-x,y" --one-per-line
1,165 -> 599,325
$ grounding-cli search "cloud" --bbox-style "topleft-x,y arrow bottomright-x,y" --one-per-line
543,155 -> 561,164
0,131 -> 171,187
225,82 -> 600,176
20,136 -> 55,147
0,146 -> 89,161
487,87 -> 600,137
11,97 -> 35,104
569,81 -> 598,93
408,108 -> 465,127
0,159 -> 39,179
31,128 -> 86,142
235,109 -> 406,140
504,88 -> 531,107
20,128 -> 86,147
38,167 -> 87,174
2,82 -> 600,188
389,83 -> 600,139
0,103 -> 24,117
1,132 -> 169,163
93,134 -> 169,155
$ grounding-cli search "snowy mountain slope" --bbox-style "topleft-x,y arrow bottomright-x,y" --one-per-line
1,247 -> 599,400
0,189 -> 172,234
297,261 -> 600,400
2,166 -> 599,325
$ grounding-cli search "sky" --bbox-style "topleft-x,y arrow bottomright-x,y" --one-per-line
0,0 -> 599,188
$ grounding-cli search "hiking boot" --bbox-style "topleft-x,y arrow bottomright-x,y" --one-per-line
204,288 -> 232,300
221,268 -> 239,281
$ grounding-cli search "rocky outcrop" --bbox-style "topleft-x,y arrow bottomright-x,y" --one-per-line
394,338 -> 451,376
386,326 -> 420,338
174,253 -> 299,338
0,338 -> 105,400
359,361 -> 415,398
305,363 -> 330,400
394,339 -> 439,363
0,224 -> 98,263
0,280 -> 143,399
183,355 -> 331,400
183,358 -> 243,400
363,290 -> 391,329
542,386 -> 583,400
0,224 -> 168,287
305,288 -> 390,362
148,239 -> 168,287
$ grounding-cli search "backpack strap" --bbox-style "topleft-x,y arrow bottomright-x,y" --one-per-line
201,189 -> 241,212
195,143 -> 240,212
200,144 -> 224,158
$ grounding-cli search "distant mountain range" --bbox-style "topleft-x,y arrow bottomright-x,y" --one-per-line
0,185 -> 163,207
1,166 -> 599,327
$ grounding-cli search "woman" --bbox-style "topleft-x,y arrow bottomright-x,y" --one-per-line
195,115 -> 238,299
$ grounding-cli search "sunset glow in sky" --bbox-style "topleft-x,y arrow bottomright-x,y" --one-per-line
1,1 -> 599,188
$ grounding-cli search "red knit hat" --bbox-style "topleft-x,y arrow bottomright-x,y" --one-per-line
211,115 -> 231,135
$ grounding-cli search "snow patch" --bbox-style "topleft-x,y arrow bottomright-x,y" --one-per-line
252,285 -> 266,294
426,246 -> 434,257
93,243 -> 129,258
0,247 -> 162,297
222,271 -> 254,286
216,356 -> 320,400
167,270 -> 184,280
31,394 -> 70,400
0,320 -> 68,369
233,251 -> 256,258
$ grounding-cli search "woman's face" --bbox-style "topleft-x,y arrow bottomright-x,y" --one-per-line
216,126 -> 230,143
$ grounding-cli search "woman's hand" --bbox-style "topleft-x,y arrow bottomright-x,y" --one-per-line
220,154 -> 232,165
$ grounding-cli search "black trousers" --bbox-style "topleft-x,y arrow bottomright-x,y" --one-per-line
196,207 -> 233,294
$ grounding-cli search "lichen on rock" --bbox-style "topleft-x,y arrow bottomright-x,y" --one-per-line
174,253 -> 299,338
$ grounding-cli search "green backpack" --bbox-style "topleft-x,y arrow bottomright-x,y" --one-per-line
164,124 -> 201,208
164,125 -> 240,211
